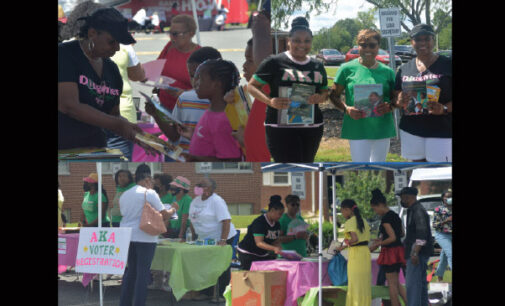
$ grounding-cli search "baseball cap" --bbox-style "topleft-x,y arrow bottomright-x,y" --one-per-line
396,187 -> 418,196
409,23 -> 435,38
78,7 -> 136,45
83,173 -> 99,183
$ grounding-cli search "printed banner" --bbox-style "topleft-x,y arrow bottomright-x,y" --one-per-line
58,238 -> 67,255
75,227 -> 132,275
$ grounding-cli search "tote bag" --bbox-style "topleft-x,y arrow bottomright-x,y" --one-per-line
139,191 -> 167,236
328,252 -> 348,286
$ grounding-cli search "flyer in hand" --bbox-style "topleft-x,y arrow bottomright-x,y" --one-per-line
134,132 -> 185,162
402,81 -> 428,115
286,218 -> 309,236
277,83 -> 315,125
139,75 -> 180,91
139,92 -> 183,125
354,84 -> 384,118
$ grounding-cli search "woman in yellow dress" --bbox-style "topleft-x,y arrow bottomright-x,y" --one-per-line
336,199 -> 372,306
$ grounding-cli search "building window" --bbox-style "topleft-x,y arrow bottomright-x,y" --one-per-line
228,203 -> 253,215
100,162 -> 162,174
58,161 -> 70,175
262,172 -> 291,186
195,162 -> 253,174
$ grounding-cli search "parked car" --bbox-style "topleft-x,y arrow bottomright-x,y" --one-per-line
345,47 -> 402,66
437,49 -> 452,59
394,45 -> 416,62
316,49 -> 346,65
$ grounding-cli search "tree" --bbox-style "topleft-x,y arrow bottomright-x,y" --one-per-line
333,171 -> 396,221
363,0 -> 452,33
270,0 -> 336,29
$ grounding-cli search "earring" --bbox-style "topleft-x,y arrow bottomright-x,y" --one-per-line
88,40 -> 95,52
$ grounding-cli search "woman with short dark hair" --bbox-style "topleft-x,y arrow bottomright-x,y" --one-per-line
109,169 -> 135,227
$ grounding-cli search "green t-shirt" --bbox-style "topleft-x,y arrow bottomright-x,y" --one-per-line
334,59 -> 397,140
279,213 -> 307,257
160,193 -> 174,204
82,192 -> 110,224
170,194 -> 193,230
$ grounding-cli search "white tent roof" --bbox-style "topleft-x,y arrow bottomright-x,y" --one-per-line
409,167 -> 452,181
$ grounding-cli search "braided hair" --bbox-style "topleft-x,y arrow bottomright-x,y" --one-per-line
195,59 -> 241,94
341,199 -> 365,233
370,188 -> 387,206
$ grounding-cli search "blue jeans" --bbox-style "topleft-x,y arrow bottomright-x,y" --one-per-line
406,254 -> 429,306
106,129 -> 134,161
434,232 -> 452,278
119,242 -> 157,306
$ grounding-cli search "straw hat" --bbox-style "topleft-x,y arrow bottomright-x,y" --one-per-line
83,173 -> 99,183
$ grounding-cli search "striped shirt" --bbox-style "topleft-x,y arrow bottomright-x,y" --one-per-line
172,90 -> 210,152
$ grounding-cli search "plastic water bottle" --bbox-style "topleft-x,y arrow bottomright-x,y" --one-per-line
186,227 -> 192,242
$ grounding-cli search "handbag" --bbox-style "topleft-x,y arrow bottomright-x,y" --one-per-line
328,252 -> 348,286
139,191 -> 167,236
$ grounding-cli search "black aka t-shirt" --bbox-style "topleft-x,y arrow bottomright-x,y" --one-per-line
253,52 -> 328,126
58,40 -> 123,149
394,55 -> 452,138
238,214 -> 281,256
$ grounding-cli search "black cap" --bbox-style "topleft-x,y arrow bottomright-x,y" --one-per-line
409,23 -> 435,38
396,187 -> 418,196
78,7 -> 136,45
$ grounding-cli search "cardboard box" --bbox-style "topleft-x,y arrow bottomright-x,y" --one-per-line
231,270 -> 287,306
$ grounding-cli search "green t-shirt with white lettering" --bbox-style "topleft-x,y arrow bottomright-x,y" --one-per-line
334,59 -> 397,139
279,213 -> 307,257
82,192 -> 110,224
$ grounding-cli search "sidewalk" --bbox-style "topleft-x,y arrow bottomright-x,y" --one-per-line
58,271 -> 224,306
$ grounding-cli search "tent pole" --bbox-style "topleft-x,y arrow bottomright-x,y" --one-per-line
97,162 -> 103,306
318,164 -> 323,306
191,0 -> 201,45
332,174 -> 337,241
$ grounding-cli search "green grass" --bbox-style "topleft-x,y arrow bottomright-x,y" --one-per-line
315,149 -> 407,162
231,214 -> 260,229
325,66 -> 340,88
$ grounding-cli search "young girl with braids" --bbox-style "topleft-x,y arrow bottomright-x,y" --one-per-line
182,59 -> 243,161
336,199 -> 372,306
369,188 -> 407,306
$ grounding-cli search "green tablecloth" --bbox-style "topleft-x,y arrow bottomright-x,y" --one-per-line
150,242 -> 232,300
298,286 -> 405,306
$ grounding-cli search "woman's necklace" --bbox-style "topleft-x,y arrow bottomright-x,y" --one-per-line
359,57 -> 378,69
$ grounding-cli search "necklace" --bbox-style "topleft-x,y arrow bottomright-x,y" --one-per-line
359,57 -> 378,69
79,40 -> 102,64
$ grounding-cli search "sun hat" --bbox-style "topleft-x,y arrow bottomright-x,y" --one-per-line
396,187 -> 418,196
170,176 -> 191,190
77,7 -> 136,45
83,173 -> 99,183
409,23 -> 435,38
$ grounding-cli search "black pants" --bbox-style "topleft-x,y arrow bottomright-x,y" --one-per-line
266,126 -> 324,162
237,250 -> 277,271
201,237 -> 235,297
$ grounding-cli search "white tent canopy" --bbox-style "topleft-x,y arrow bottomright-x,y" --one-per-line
260,162 -> 452,306
409,167 -> 452,182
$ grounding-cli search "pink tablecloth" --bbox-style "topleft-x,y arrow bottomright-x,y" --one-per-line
58,233 -> 95,287
250,260 -> 332,306
132,123 -> 165,162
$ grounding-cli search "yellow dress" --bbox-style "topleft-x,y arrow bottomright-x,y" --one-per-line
344,216 -> 371,306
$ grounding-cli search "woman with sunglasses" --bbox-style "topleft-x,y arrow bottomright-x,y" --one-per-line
330,29 -> 397,162
278,194 -> 308,257
156,14 -> 201,111
394,24 -> 452,162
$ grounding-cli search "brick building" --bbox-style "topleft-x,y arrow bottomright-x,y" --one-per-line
58,162 -> 398,224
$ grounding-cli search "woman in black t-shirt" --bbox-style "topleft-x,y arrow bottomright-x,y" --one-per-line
393,24 -> 452,162
247,17 -> 328,162
58,7 -> 144,152
369,189 -> 406,306
237,195 -> 301,270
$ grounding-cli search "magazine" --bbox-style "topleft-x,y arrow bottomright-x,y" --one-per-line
139,92 -> 183,125
286,219 -> 309,236
426,85 -> 441,103
58,148 -> 125,161
277,83 -> 315,125
134,132 -> 185,162
353,84 -> 384,118
139,75 -> 179,91
402,81 -> 428,115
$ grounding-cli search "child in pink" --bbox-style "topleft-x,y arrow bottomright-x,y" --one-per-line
185,59 -> 242,161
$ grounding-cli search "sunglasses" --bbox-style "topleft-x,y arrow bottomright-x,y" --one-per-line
358,42 -> 378,49
289,202 -> 300,207
169,31 -> 186,37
